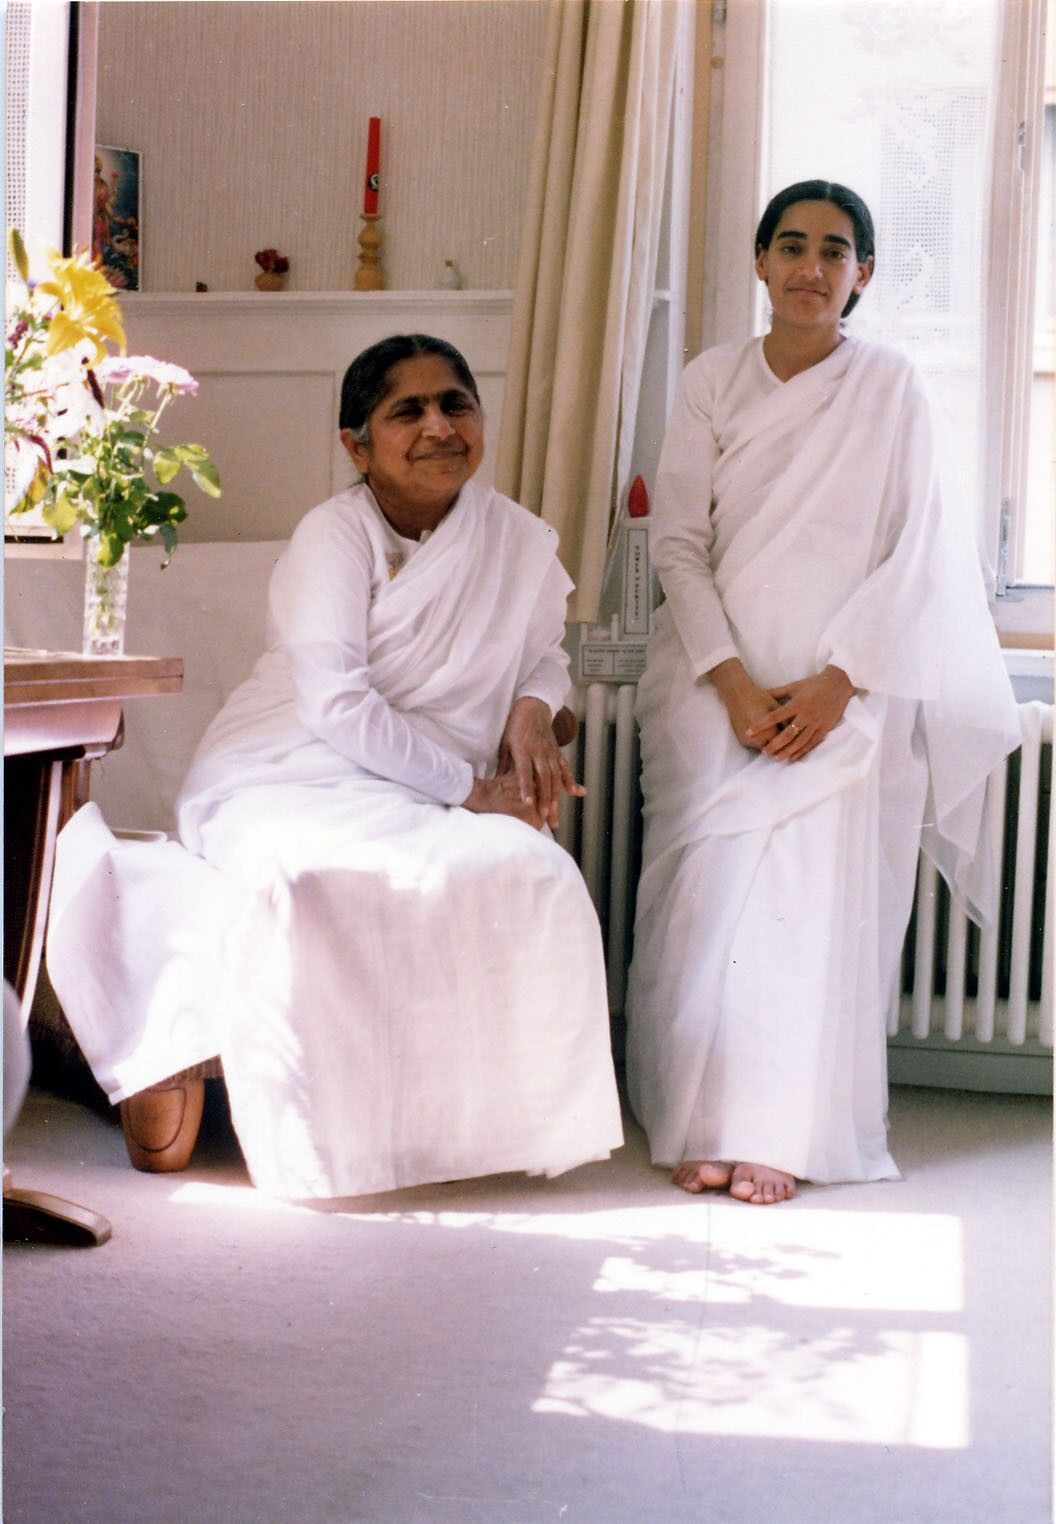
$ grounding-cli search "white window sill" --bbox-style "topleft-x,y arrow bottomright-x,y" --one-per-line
992,586 -> 1054,650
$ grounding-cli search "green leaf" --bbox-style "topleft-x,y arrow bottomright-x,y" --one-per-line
160,523 -> 178,561
10,462 -> 51,516
11,461 -> 51,513
153,449 -> 182,485
139,490 -> 186,527
190,460 -> 221,497
98,532 -> 126,568
163,496 -> 188,526
41,490 -> 81,536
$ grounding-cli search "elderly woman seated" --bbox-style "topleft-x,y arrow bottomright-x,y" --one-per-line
48,334 -> 622,1200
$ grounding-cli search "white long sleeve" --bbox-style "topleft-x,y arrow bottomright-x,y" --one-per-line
271,506 -> 474,805
513,558 -> 574,716
649,359 -> 740,679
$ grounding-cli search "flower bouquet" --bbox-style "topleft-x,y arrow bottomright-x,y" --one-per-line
5,229 -> 221,653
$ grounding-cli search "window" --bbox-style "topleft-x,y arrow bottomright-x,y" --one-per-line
700,0 -> 1051,592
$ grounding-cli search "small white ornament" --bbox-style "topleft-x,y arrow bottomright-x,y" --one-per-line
436,259 -> 462,290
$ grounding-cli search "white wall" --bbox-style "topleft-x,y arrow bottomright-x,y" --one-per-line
90,1 -> 541,541
96,1 -> 548,293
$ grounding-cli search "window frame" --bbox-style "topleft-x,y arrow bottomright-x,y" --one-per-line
985,0 -> 1048,590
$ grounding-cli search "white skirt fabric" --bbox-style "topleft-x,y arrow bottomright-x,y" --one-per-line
625,619 -> 927,1185
49,785 -> 623,1201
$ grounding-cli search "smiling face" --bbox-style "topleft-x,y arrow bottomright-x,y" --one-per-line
341,353 -> 484,537
755,200 -> 873,335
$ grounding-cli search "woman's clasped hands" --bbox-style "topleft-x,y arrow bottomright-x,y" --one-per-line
711,657 -> 855,762
464,696 -> 585,829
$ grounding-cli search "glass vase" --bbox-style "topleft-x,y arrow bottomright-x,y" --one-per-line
83,550 -> 129,656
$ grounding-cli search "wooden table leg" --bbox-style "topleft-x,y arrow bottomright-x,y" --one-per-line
4,753 -> 113,1248
4,754 -> 63,1006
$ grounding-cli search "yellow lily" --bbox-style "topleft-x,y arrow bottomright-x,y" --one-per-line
38,247 -> 126,363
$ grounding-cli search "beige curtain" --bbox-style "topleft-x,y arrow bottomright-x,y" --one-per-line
495,0 -> 684,623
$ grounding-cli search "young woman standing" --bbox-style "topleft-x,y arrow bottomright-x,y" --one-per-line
626,181 -> 1018,1203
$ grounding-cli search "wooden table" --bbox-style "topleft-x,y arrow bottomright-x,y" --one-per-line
4,650 -> 183,1246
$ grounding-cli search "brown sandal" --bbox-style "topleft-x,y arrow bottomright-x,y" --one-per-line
119,1078 -> 205,1173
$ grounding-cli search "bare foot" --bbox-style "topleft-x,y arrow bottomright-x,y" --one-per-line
728,1161 -> 796,1205
671,1160 -> 734,1194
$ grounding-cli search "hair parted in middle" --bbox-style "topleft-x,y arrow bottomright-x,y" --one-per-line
339,334 -> 481,444
754,179 -> 876,316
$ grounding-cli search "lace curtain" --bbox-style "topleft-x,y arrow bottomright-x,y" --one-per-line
761,0 -> 1001,568
5,3 -> 32,274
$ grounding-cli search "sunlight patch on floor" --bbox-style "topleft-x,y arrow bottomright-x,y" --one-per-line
164,1190 -> 965,1322
165,1180 -> 315,1214
353,1200 -> 969,1451
533,1324 -> 970,1448
590,1209 -> 964,1311
165,1183 -> 971,1452
361,1203 -> 964,1311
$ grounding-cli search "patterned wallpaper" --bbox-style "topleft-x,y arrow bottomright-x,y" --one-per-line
96,1 -> 549,294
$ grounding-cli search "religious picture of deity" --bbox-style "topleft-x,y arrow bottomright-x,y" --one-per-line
92,146 -> 141,292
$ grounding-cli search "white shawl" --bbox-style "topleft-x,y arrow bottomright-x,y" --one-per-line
178,479 -> 572,841
642,336 -> 1019,923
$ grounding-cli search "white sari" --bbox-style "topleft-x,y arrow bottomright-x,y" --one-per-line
625,337 -> 1018,1183
48,482 -> 622,1199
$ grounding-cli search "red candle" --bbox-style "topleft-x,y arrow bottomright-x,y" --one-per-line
364,117 -> 381,215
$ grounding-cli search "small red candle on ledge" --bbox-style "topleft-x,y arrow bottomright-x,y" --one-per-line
363,116 -> 380,215
354,115 -> 384,289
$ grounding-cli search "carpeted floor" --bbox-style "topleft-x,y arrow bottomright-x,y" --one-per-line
2,1083 -> 1051,1524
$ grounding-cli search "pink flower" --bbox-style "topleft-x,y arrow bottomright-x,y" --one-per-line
97,354 -> 199,394
96,356 -> 136,384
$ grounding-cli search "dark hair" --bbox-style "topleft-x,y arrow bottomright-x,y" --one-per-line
338,333 -> 480,441
754,179 -> 876,316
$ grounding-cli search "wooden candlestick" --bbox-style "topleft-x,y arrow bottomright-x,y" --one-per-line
354,214 -> 384,291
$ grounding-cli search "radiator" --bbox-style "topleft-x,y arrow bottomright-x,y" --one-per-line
557,683 -> 642,1022
888,699 -> 1053,1092
558,685 -> 1054,1095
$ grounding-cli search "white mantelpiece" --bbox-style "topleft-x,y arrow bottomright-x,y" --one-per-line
119,291 -> 514,324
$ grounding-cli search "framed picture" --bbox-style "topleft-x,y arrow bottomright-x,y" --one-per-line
92,145 -> 141,291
